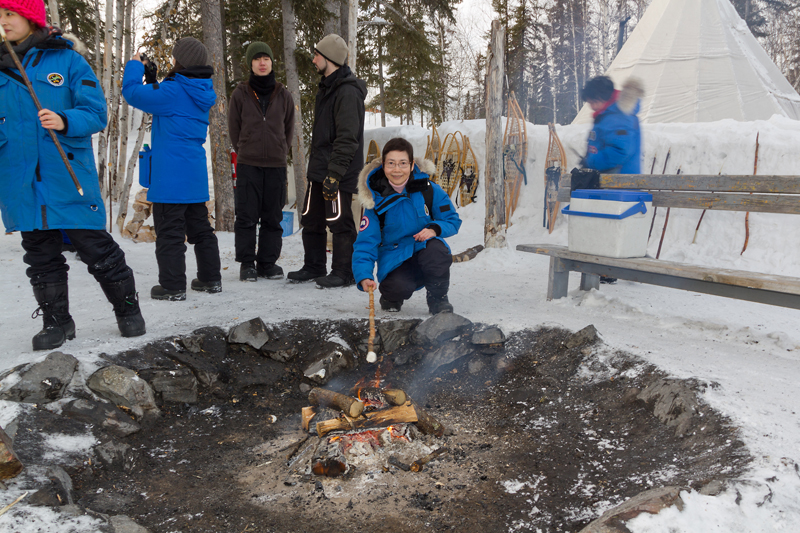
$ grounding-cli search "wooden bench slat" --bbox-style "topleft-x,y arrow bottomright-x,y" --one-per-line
560,174 -> 800,193
652,192 -> 800,213
517,244 -> 800,296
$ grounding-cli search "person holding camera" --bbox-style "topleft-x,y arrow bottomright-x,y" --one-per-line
0,0 -> 145,350
228,41 -> 294,282
122,37 -> 222,301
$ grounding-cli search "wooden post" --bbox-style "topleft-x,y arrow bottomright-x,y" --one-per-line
484,20 -> 506,249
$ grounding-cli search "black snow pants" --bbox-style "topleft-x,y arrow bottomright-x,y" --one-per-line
234,163 -> 286,268
378,238 -> 452,302
299,180 -> 357,278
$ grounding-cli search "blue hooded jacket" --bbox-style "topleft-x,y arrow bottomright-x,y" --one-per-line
352,158 -> 462,289
122,61 -> 217,204
0,31 -> 107,232
585,78 -> 644,174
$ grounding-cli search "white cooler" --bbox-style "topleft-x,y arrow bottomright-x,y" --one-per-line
562,189 -> 654,258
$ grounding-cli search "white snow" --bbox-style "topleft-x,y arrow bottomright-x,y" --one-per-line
2,114 -> 800,531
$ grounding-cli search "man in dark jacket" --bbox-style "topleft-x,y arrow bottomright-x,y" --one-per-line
287,34 -> 366,289
228,41 -> 295,282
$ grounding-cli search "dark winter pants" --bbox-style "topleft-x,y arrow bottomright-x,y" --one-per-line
299,180 -> 357,278
152,202 -> 221,291
21,229 -> 133,286
234,163 -> 286,267
379,239 -> 452,302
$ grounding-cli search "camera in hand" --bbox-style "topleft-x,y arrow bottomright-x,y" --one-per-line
140,53 -> 159,84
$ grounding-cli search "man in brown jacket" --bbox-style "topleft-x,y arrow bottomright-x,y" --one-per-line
228,41 -> 295,281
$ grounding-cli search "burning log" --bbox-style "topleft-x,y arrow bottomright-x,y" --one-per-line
382,389 -> 407,406
410,447 -> 449,472
353,387 -> 407,409
302,406 -> 317,432
308,388 -> 364,418
316,403 -> 418,437
388,456 -> 411,471
411,402 -> 446,437
311,438 -> 349,477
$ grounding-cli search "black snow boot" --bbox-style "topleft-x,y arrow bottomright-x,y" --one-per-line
426,292 -> 454,315
31,282 -> 76,351
380,296 -> 402,312
240,262 -> 258,282
101,277 -> 146,338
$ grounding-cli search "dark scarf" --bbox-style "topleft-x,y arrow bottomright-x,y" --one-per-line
164,64 -> 214,81
0,27 -> 53,69
249,71 -> 275,113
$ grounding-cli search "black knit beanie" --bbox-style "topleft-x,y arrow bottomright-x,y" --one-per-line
172,37 -> 209,68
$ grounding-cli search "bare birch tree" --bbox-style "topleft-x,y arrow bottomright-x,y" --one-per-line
201,0 -> 235,231
97,0 -> 114,199
281,0 -> 307,208
115,0 -> 134,203
116,110 -> 149,231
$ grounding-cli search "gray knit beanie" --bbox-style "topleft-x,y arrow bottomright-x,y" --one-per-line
246,42 -> 274,68
172,37 -> 209,68
315,34 -> 348,66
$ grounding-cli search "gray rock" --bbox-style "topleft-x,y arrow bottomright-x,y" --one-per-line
95,440 -> 136,473
28,466 -> 74,506
62,398 -> 141,438
261,338 -> 299,363
566,325 -> 600,349
80,491 -> 138,514
299,383 -> 312,393
142,368 -> 198,404
423,342 -> 473,373
228,318 -> 270,349
637,379 -> 699,438
699,480 -> 725,496
179,334 -> 204,354
579,486 -> 685,533
0,352 -> 78,404
467,357 -> 485,374
378,319 -> 421,353
303,341 -> 356,385
166,350 -> 219,389
86,366 -> 160,420
109,515 -> 151,533
412,313 -> 473,345
472,327 -> 506,346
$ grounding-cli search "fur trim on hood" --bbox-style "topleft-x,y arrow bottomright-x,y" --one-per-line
63,33 -> 88,56
617,77 -> 644,115
357,158 -> 436,209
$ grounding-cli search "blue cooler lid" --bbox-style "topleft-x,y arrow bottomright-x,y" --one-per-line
571,189 -> 653,202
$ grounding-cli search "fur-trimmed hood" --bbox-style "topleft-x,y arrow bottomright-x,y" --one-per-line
617,77 -> 644,115
357,157 -> 436,209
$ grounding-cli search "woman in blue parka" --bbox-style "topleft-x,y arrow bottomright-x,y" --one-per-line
353,137 -> 461,314
122,37 -> 222,301
0,0 -> 145,350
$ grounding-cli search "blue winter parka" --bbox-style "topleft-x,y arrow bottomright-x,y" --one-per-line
584,78 -> 644,174
0,32 -> 107,232
122,61 -> 216,204
352,158 -> 461,289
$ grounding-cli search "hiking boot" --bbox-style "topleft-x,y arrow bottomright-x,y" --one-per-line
100,277 -> 146,338
191,279 -> 222,293
287,268 -> 325,283
426,292 -> 454,315
257,264 -> 284,280
31,282 -> 76,351
379,296 -> 402,312
600,276 -> 617,285
315,273 -> 355,289
240,262 -> 257,282
151,285 -> 186,301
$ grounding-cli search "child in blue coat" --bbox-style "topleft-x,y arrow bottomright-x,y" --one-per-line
122,37 -> 222,301
353,137 -> 461,314
0,0 -> 145,350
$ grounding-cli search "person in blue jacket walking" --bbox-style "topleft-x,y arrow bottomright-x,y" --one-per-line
581,75 -> 644,284
581,75 -> 643,174
353,137 -> 461,314
0,0 -> 145,350
122,37 -> 222,301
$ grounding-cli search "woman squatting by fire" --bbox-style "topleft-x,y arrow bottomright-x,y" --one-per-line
353,137 -> 462,315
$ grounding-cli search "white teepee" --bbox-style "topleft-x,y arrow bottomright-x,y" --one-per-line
572,0 -> 800,124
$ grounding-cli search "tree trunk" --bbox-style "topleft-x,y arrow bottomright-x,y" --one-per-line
201,0 -> 235,231
108,0 -> 125,203
94,0 -> 101,76
97,0 -> 114,201
282,0 -> 307,209
115,0 -> 133,204
229,20 -> 243,83
340,0 -> 357,69
47,0 -> 60,27
484,20 -> 506,249
116,110 -> 148,231
324,0 -> 340,36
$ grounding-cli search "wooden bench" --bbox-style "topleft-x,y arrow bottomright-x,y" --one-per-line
517,173 -> 800,309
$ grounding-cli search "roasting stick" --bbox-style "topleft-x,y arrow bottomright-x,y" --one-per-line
0,25 -> 83,196
0,492 -> 28,518
367,286 -> 377,363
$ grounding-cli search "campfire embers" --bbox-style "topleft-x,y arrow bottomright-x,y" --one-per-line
299,386 -> 446,478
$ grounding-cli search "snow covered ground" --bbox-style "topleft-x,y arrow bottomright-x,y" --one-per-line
1,114 -> 800,531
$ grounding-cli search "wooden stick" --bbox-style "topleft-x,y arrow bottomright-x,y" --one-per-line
308,388 -> 364,418
367,286 -> 376,361
648,149 -> 670,241
0,491 -> 28,518
742,133 -> 759,255
388,456 -> 411,471
410,401 -> 446,437
656,167 -> 680,259
283,435 -> 310,461
316,402 -> 417,437
301,406 -> 317,432
0,26 -> 83,196
411,447 -> 449,472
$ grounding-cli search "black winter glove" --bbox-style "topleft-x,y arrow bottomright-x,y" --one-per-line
322,176 -> 339,201
142,55 -> 158,84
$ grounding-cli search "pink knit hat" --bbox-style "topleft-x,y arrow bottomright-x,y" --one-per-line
0,0 -> 48,28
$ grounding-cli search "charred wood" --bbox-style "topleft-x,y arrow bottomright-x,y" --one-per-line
388,456 -> 411,471
411,402 -> 446,437
411,447 -> 449,472
316,403 -> 418,437
308,388 -> 364,418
